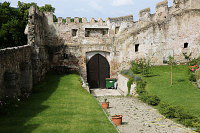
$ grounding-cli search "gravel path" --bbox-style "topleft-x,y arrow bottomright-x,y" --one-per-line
96,96 -> 195,133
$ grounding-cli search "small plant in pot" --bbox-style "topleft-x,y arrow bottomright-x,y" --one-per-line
112,115 -> 122,126
102,99 -> 109,109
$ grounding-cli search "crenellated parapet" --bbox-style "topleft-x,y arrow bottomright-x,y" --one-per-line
43,0 -> 200,28
54,16 -> 109,25
137,0 -> 200,24
156,0 -> 169,20
189,0 -> 200,9
48,0 -> 200,28
74,17 -> 79,23
58,17 -> 63,23
82,17 -> 87,23
109,15 -> 133,23
139,8 -> 151,22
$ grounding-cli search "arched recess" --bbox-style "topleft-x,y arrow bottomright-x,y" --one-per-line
87,54 -> 110,89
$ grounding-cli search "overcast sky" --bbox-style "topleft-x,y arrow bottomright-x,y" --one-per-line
8,0 -> 173,21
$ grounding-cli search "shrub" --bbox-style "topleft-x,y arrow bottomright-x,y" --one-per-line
146,95 -> 160,106
136,80 -> 147,95
131,59 -> 152,76
158,102 -> 182,118
189,56 -> 200,66
127,77 -> 134,94
189,73 -> 196,82
196,69 -> 200,81
158,102 -> 200,130
136,80 -> 160,106
131,60 -> 142,74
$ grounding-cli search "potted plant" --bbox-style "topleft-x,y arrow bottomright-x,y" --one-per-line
102,99 -> 109,109
112,115 -> 122,126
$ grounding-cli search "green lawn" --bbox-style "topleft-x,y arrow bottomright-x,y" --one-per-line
0,73 -> 117,133
143,65 -> 200,118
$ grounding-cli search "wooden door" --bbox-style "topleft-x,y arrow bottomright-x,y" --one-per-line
87,54 -> 110,89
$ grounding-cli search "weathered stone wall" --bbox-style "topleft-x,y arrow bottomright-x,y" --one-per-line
114,0 -> 200,70
0,45 -> 32,98
1,0 -> 200,95
0,6 -> 50,99
42,11 -> 133,80
26,6 -> 50,84
36,0 -> 200,82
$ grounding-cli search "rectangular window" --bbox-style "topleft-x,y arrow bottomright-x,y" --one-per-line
135,44 -> 139,52
72,29 -> 78,37
85,30 -> 90,37
115,27 -> 120,34
85,28 -> 108,37
184,43 -> 188,48
63,54 -> 68,59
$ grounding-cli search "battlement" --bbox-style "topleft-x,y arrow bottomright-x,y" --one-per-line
43,0 -> 200,32
156,0 -> 168,8
56,16 -> 109,25
47,0 -> 200,27
109,15 -> 133,23
139,8 -> 151,21
138,0 -> 200,23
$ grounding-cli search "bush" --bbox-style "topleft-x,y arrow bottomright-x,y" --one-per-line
127,77 -> 134,94
189,56 -> 200,66
158,102 -> 183,118
158,102 -> 200,129
136,80 -> 160,106
189,73 -> 196,82
136,80 -> 147,95
146,95 -> 160,106
131,60 -> 142,74
196,69 -> 200,81
131,59 -> 152,76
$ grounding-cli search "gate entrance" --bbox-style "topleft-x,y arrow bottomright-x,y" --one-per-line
87,54 -> 110,89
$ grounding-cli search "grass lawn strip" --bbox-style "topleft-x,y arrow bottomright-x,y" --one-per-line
0,73 -> 117,133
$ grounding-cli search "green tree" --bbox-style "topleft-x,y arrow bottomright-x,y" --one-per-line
39,4 -> 55,13
0,1 -> 56,49
39,4 -> 57,22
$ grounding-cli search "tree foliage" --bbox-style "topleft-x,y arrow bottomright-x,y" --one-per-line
0,1 -> 56,49
39,4 -> 55,13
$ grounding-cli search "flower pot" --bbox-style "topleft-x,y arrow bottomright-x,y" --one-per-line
102,102 -> 109,109
112,115 -> 122,126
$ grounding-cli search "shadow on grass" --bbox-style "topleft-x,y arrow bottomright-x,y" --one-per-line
143,74 -> 160,78
0,73 -> 63,133
177,79 -> 186,82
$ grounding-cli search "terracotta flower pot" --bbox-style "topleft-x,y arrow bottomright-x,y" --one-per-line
102,102 -> 109,109
112,115 -> 122,126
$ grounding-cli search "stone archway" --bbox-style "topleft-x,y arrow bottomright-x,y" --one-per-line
87,54 -> 110,89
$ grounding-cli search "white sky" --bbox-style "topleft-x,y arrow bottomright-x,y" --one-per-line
6,0 -> 173,21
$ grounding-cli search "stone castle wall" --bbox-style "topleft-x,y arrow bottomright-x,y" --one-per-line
41,0 -> 200,79
114,0 -> 200,70
0,45 -> 32,98
0,6 -> 50,98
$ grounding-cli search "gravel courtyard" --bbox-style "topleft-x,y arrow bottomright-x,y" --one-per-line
96,96 -> 195,133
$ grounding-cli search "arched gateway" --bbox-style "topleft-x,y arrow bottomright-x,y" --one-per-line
87,54 -> 110,89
